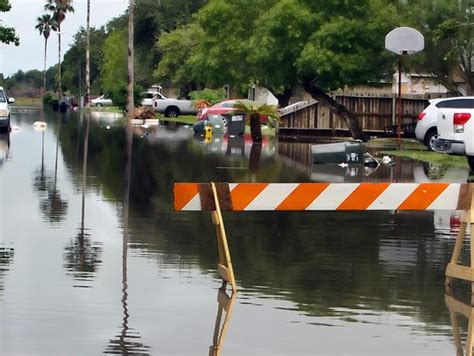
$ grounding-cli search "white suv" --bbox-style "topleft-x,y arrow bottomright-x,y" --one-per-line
415,96 -> 474,150
0,87 -> 14,130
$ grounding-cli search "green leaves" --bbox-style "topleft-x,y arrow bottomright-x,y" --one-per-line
0,0 -> 18,46
232,100 -> 280,126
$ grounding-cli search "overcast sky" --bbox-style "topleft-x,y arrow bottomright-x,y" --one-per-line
1,0 -> 129,77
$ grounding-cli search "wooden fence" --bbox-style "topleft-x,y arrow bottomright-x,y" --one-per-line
279,95 -> 429,135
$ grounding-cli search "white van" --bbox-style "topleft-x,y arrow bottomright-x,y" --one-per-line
433,108 -> 474,170
0,87 -> 15,130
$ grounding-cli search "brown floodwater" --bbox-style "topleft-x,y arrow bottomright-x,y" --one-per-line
0,108 -> 473,355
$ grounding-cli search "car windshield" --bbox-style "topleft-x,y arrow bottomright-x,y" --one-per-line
0,90 -> 6,103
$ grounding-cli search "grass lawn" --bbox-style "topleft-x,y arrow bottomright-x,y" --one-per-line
12,97 -> 43,106
367,138 -> 469,168
156,114 -> 198,125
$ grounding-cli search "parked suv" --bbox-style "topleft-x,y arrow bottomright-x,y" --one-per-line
0,87 -> 14,131
415,96 -> 474,150
433,107 -> 474,170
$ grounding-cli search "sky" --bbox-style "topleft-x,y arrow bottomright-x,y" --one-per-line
0,0 -> 129,77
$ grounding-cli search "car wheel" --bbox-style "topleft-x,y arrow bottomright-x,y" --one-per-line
96,103 -> 103,108
164,106 -> 180,118
424,129 -> 438,151
468,156 -> 474,171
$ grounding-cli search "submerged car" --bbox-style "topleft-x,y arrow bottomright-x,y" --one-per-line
0,87 -> 14,130
415,96 -> 474,150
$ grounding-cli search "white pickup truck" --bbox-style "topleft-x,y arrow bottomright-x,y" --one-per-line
433,108 -> 474,170
151,93 -> 196,117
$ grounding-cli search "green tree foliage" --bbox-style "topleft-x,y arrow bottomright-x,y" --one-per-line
4,70 -> 44,96
400,0 -> 473,94
158,0 -> 399,139
61,27 -> 107,96
0,0 -> 19,45
156,24 -> 204,90
101,29 -> 128,94
100,28 -> 142,110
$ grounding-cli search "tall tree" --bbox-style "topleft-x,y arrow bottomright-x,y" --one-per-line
159,0 -> 399,141
0,0 -> 19,45
126,0 -> 135,116
400,0 -> 473,95
44,0 -> 75,100
35,14 -> 58,93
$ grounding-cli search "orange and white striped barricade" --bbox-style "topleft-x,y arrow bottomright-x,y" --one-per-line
174,182 -> 474,293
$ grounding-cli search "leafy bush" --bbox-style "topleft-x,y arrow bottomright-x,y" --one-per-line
189,88 -> 225,105
43,93 -> 53,106
108,85 -> 143,111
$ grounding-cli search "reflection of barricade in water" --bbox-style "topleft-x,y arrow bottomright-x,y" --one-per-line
209,287 -> 237,356
174,182 -> 474,294
445,289 -> 474,356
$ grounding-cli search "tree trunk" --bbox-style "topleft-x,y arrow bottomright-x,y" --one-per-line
43,38 -> 48,94
249,143 -> 262,173
275,87 -> 293,108
249,114 -> 262,142
85,0 -> 91,109
303,81 -> 367,142
126,0 -> 135,117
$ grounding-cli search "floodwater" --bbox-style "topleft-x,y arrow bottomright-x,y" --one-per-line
0,108 -> 473,355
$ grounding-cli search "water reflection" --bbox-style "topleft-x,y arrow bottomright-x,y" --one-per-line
4,111 -> 472,354
105,123 -> 149,355
445,289 -> 474,356
0,132 -> 10,167
209,287 -> 237,356
278,141 -> 473,183
0,245 -> 14,301
63,112 -> 102,287
38,117 -> 68,224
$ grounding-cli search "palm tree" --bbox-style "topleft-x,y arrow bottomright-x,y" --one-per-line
232,101 -> 280,142
44,0 -> 75,100
35,14 -> 58,94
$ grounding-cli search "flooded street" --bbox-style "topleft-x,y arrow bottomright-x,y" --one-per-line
1,109 -> 473,355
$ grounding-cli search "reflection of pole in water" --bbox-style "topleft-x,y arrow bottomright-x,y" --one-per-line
81,111 -> 90,230
63,111 -> 102,285
105,122 -> 149,355
209,286 -> 237,356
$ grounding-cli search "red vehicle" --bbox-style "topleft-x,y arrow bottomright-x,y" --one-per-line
198,99 -> 269,123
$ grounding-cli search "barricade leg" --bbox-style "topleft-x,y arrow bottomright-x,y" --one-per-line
445,188 -> 474,294
210,182 -> 237,293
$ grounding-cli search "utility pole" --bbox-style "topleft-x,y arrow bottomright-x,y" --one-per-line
85,0 -> 91,110
126,0 -> 135,118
